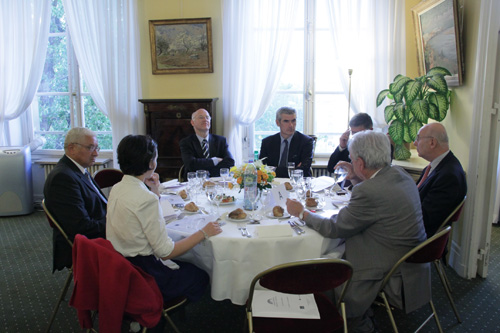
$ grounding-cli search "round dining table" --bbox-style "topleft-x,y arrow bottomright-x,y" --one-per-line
162,177 -> 347,305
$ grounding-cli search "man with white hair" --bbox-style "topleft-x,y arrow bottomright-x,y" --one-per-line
287,131 -> 428,332
414,123 -> 467,236
44,127 -> 107,272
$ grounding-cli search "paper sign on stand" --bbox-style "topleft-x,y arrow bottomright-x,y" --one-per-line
160,195 -> 177,217
269,184 -> 289,208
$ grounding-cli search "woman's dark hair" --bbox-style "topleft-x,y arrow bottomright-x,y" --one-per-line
117,135 -> 158,176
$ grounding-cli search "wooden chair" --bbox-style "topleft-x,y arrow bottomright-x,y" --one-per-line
42,199 -> 74,333
377,226 -> 452,333
178,164 -> 185,182
245,258 -> 353,333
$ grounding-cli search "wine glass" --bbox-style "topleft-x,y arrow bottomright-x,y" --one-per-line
205,184 -> 217,215
287,162 -> 295,180
212,185 -> 223,216
220,168 -> 229,190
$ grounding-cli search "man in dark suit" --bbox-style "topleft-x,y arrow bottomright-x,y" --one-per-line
180,108 -> 234,177
414,123 -> 467,237
287,131 -> 428,332
259,107 -> 314,178
327,113 -> 373,173
44,127 -> 107,272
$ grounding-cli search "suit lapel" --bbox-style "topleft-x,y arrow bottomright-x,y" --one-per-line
192,135 -> 204,158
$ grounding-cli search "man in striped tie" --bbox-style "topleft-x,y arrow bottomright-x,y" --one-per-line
44,127 -> 107,272
180,108 -> 235,177
414,123 -> 467,237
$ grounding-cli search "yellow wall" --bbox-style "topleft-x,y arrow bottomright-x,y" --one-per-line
138,0 -> 478,170
405,0 -> 478,171
137,0 -> 223,132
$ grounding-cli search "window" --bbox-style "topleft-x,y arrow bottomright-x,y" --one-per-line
31,0 -> 111,150
253,0 -> 350,156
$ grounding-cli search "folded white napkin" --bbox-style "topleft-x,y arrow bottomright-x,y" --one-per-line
160,259 -> 180,270
161,179 -> 180,188
160,195 -> 176,217
254,224 -> 293,238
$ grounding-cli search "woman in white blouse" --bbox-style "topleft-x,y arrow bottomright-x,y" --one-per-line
106,135 -> 221,305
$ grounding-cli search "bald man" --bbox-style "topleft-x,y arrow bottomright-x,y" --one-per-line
179,108 -> 234,177
414,123 -> 467,237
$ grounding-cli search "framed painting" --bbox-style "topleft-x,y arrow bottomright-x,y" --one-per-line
149,18 -> 213,74
412,0 -> 463,86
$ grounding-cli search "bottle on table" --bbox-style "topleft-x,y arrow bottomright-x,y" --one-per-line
243,160 -> 258,210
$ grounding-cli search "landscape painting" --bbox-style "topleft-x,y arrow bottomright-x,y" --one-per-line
412,0 -> 463,86
149,18 -> 213,74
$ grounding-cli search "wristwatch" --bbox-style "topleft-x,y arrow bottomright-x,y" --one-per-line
299,209 -> 306,221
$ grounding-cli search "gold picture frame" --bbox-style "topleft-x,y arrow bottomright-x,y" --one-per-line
149,18 -> 213,74
412,0 -> 463,86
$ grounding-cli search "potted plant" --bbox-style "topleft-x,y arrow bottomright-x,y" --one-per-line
376,67 -> 452,160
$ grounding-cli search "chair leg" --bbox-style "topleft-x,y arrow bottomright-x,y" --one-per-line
379,292 -> 398,333
428,300 -> 444,333
437,259 -> 453,293
45,270 -> 73,333
163,311 -> 181,333
433,261 -> 462,323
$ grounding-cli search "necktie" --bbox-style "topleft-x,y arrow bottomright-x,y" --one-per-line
202,139 -> 209,159
417,164 -> 431,188
86,171 -> 108,204
279,140 -> 289,168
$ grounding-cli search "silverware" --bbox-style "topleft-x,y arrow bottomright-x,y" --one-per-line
242,227 -> 251,238
164,215 -> 177,224
331,202 -> 339,209
288,221 -> 305,235
238,227 -> 251,237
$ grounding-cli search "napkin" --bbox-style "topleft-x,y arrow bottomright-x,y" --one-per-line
253,224 -> 293,238
161,179 -> 181,189
160,259 -> 180,270
160,195 -> 176,217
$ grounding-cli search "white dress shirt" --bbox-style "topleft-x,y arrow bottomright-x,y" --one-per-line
106,175 -> 174,258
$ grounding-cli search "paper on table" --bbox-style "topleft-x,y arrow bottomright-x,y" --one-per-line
311,176 -> 336,192
160,179 -> 182,189
160,195 -> 176,217
252,290 -> 320,319
253,224 -> 293,238
270,184 -> 289,208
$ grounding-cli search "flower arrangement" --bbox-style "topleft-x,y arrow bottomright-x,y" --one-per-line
230,159 -> 276,191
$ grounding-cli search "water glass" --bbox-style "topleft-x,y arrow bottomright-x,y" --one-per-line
287,162 -> 295,180
333,167 -> 348,188
205,184 -> 218,214
220,168 -> 229,189
292,169 -> 304,186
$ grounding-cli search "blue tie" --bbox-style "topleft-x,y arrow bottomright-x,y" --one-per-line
279,140 -> 288,167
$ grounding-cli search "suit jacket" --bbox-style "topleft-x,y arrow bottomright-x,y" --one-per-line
327,146 -> 350,174
259,131 -> 313,178
43,155 -> 107,272
70,235 -> 162,331
305,165 -> 429,317
418,151 -> 467,237
179,134 -> 235,177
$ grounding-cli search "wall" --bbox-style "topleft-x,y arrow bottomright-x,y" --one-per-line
136,0 -> 224,134
405,0 -> 476,171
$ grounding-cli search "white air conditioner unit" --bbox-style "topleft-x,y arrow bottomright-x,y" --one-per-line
0,145 -> 34,216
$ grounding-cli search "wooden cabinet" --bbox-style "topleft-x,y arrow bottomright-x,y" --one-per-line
140,98 -> 218,181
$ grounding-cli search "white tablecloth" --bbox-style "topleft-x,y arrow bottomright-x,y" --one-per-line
163,178 -> 346,305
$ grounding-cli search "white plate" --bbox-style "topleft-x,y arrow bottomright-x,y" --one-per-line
223,212 -> 250,222
182,206 -> 204,215
266,211 -> 291,219
218,200 -> 236,206
305,201 -> 326,211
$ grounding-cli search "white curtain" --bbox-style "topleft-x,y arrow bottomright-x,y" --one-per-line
62,0 -> 143,164
222,0 -> 301,165
326,0 -> 405,130
0,0 -> 51,145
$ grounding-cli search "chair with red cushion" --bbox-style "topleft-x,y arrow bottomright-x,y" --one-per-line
245,258 -> 353,333
378,226 -> 452,333
93,168 -> 124,190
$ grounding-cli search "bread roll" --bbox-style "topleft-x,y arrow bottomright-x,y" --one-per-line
184,202 -> 199,212
228,208 -> 247,219
178,189 -> 188,199
273,206 -> 284,217
306,197 -> 318,207
306,190 -> 312,197
203,181 -> 216,188
284,182 -> 293,190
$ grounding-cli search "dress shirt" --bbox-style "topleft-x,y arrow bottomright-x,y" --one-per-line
428,150 -> 450,176
196,134 -> 221,166
106,175 -> 174,259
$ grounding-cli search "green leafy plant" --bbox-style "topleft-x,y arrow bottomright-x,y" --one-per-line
376,67 -> 452,160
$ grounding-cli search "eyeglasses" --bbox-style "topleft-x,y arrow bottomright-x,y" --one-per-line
73,143 -> 100,152
416,135 -> 434,141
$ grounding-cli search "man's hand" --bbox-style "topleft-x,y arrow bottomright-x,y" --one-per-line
335,161 -> 361,185
286,198 -> 304,217
339,130 -> 350,149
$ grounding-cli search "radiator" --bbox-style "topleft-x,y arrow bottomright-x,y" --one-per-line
42,163 -> 108,179
312,167 -> 330,177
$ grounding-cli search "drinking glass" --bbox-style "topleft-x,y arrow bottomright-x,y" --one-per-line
205,184 -> 218,214
333,167 -> 348,188
292,169 -> 304,186
296,185 -> 307,203
247,187 -> 259,212
287,162 -> 295,180
220,168 -> 229,190
212,185 -> 223,216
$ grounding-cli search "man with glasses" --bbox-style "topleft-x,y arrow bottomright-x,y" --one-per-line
414,123 -> 467,236
44,127 -> 107,272
327,113 -> 373,174
180,108 -> 235,177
